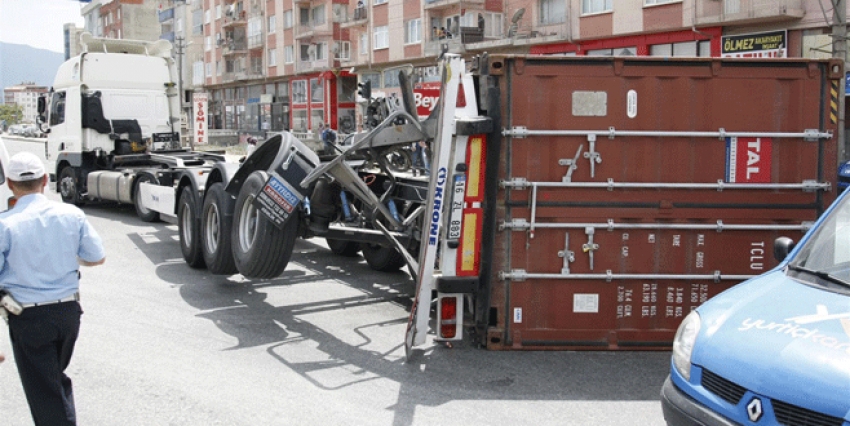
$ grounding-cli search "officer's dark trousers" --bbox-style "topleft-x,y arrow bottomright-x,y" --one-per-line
8,301 -> 82,426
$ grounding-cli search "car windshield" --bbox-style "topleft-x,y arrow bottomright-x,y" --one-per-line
789,193 -> 850,287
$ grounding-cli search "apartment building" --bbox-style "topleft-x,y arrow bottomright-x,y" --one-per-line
184,0 -> 843,138
3,83 -> 49,124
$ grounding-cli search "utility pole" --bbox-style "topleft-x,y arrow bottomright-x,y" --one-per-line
175,35 -> 189,150
834,0 -> 847,163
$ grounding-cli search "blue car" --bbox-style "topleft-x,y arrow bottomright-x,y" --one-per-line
662,186 -> 850,425
839,161 -> 850,192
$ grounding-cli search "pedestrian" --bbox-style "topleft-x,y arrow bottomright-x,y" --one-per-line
246,136 -> 257,157
0,152 -> 106,426
321,124 -> 337,155
411,140 -> 430,175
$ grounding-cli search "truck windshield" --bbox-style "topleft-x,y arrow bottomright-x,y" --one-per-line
788,194 -> 850,289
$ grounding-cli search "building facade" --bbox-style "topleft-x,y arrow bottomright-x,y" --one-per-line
3,83 -> 49,124
188,0 -> 848,139
65,0 -> 850,142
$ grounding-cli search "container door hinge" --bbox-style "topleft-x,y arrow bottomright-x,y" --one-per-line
583,134 -> 601,178
501,177 -> 530,190
500,218 -> 530,231
499,269 -> 527,281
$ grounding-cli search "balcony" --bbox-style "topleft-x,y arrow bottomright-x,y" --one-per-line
247,34 -> 264,50
296,57 -> 334,73
424,0 -> 485,11
295,22 -> 333,40
222,41 -> 248,56
340,7 -> 368,28
223,11 -> 248,28
158,7 -> 175,23
160,31 -> 176,43
695,0 -> 804,26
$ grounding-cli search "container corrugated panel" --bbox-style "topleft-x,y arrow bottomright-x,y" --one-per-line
482,55 -> 840,350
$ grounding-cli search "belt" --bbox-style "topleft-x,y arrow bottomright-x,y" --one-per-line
21,292 -> 80,308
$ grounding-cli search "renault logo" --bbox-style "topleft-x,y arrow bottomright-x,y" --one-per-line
747,397 -> 764,422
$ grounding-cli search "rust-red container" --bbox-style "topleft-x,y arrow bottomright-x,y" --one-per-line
480,55 -> 841,350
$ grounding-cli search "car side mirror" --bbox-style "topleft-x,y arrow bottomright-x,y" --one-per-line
774,236 -> 796,262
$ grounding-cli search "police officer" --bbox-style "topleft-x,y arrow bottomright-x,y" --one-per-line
0,152 -> 106,426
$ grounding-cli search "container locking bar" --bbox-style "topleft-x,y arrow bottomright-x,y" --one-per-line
498,270 -> 755,283
502,127 -> 833,141
500,218 -> 815,233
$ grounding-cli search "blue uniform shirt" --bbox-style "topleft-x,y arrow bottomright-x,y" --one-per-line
0,193 -> 105,304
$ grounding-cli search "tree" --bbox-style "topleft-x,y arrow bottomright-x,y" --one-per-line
0,104 -> 24,127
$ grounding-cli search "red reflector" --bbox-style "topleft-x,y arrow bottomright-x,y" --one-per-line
457,84 -> 466,108
441,324 -> 457,339
440,297 -> 457,320
7,197 -> 16,209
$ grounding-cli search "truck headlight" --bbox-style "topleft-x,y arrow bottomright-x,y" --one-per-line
672,311 -> 701,381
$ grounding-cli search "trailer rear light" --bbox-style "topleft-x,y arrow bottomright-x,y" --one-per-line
437,294 -> 463,340
7,197 -> 16,209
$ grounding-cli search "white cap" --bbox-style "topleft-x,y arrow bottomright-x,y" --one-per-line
7,152 -> 45,181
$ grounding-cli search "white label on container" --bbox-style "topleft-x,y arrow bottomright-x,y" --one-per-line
627,90 -> 637,118
574,294 -> 599,313
513,307 -> 522,323
572,91 -> 607,116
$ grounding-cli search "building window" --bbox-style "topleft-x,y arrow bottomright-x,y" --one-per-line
268,15 -> 276,32
283,10 -> 293,29
374,25 -> 388,50
405,19 -> 421,44
649,41 -> 711,57
176,18 -> 183,33
334,41 -> 350,60
582,0 -> 612,14
360,33 -> 368,55
540,0 -> 566,24
483,13 -> 503,38
301,44 -> 313,61
292,80 -> 307,104
268,48 -> 277,67
645,0 -> 678,4
312,5 -> 326,26
315,42 -> 327,60
205,63 -> 212,78
285,45 -> 294,63
311,78 -> 323,103
374,0 -> 387,5
193,10 -> 203,35
383,69 -> 400,88
205,36 -> 212,51
361,72 -> 380,89
193,61 -> 203,83
205,10 -> 211,24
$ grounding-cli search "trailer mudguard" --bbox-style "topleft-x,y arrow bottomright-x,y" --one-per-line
224,132 -> 319,198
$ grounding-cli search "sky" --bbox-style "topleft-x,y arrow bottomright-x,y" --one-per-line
0,0 -> 86,53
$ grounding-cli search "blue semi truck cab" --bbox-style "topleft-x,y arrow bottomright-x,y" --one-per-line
662,188 -> 850,425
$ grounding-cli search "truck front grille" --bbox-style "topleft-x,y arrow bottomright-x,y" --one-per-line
701,369 -> 843,426
701,369 -> 746,405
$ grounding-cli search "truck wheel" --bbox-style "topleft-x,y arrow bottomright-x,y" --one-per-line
201,183 -> 238,275
326,238 -> 360,257
361,244 -> 406,272
231,171 -> 298,279
380,147 -> 412,173
58,167 -> 85,206
178,188 -> 205,269
133,175 -> 160,222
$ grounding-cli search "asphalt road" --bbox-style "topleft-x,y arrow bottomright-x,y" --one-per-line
0,193 -> 672,425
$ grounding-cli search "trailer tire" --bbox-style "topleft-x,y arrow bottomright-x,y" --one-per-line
133,175 -> 160,222
361,244 -> 406,272
231,171 -> 298,279
58,166 -> 85,206
201,183 -> 238,275
178,188 -> 205,269
326,238 -> 360,257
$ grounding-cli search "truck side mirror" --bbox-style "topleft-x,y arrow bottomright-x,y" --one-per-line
774,236 -> 796,262
37,96 -> 45,114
